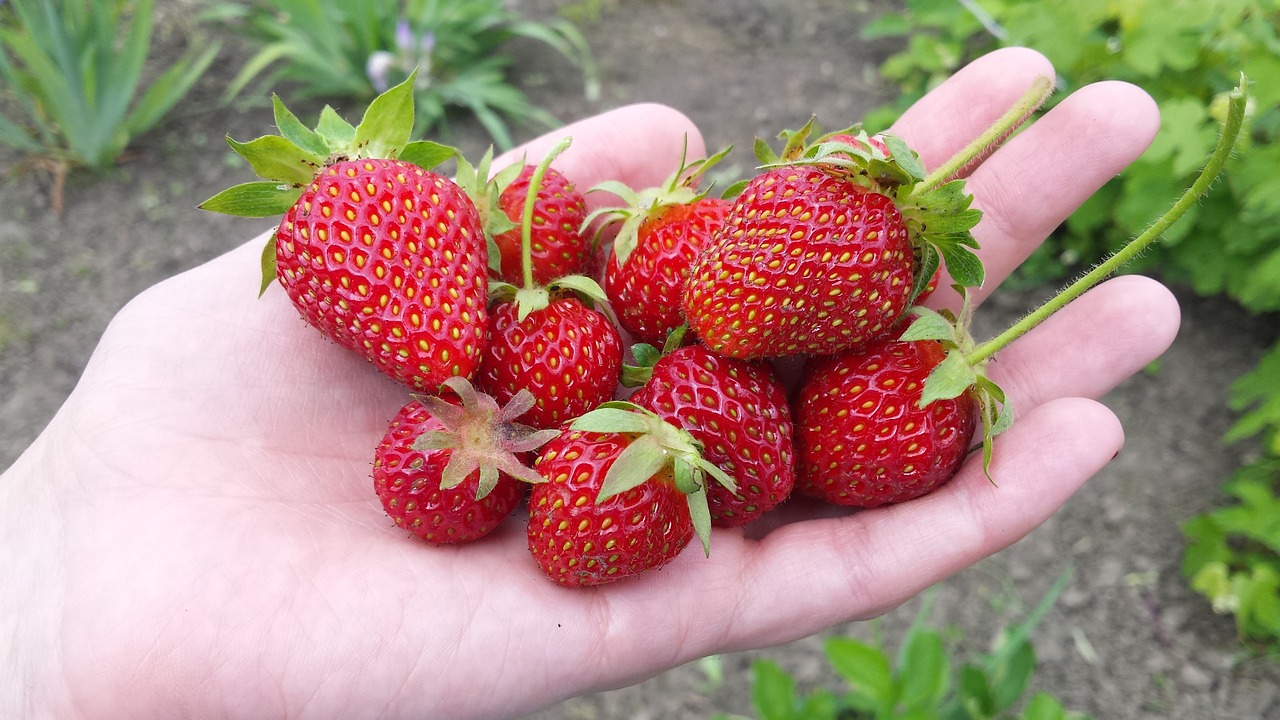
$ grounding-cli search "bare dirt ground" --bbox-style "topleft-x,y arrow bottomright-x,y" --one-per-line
2,1 -> 1279,718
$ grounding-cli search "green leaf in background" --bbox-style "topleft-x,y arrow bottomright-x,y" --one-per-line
0,0 -> 216,209
896,628 -> 950,711
750,660 -> 796,720
824,637 -> 895,708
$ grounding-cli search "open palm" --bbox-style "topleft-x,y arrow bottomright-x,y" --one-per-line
3,48 -> 1175,720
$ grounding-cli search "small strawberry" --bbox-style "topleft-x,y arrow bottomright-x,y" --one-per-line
585,145 -> 733,346
455,149 -> 592,285
528,403 -> 736,586
200,75 -> 488,390
477,138 -> 623,428
373,378 -> 558,543
627,342 -> 794,526
477,295 -> 623,428
793,332 -> 979,507
681,120 -> 987,360
492,164 -> 591,284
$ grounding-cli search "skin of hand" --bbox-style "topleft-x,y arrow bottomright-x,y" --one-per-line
1,46 -> 1173,720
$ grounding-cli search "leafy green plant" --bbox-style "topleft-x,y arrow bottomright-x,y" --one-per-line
0,0 -> 219,210
206,0 -> 598,149
715,573 -> 1089,720
1182,344 -> 1280,651
861,0 -> 1280,305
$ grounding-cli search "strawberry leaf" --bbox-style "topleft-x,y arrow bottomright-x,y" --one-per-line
934,240 -> 985,288
399,140 -> 457,171
882,134 -> 926,180
316,106 -> 356,150
549,275 -> 608,306
918,350 -> 978,407
227,135 -> 325,186
354,71 -> 417,159
690,455 -> 738,494
685,479 -> 713,557
597,435 -> 667,502
897,307 -> 956,343
910,245 -> 941,302
571,406 -> 653,435
272,94 -> 329,158
199,181 -> 302,218
259,237 -> 277,297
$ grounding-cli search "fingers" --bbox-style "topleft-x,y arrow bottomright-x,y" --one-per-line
717,396 -> 1124,651
943,82 -> 1160,306
889,47 -> 1055,174
887,47 -> 1161,311
983,274 -> 1180,409
495,102 -> 705,209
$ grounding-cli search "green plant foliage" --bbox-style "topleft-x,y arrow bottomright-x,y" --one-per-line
0,0 -> 218,173
1182,458 -> 1280,650
1180,343 -> 1280,651
861,0 -> 1280,309
712,573 -> 1089,720
206,0 -> 599,149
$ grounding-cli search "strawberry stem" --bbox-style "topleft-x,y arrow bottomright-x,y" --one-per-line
912,76 -> 1054,196
521,137 -> 574,290
966,76 -> 1250,366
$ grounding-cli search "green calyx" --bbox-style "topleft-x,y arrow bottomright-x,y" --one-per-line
199,71 -> 458,219
898,295 -> 1010,482
454,146 -> 523,270
619,325 -> 690,388
582,140 -> 733,266
570,401 -> 737,556
411,377 -> 559,499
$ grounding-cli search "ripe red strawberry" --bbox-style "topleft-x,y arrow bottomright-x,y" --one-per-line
491,164 -> 591,285
373,378 -> 557,543
684,164 -> 916,358
603,197 -> 729,345
527,404 -> 736,586
477,138 -> 623,429
793,336 -> 978,507
475,295 -> 622,429
588,147 -> 733,346
628,344 -> 794,526
200,75 -> 488,391
275,159 -> 488,389
682,122 -> 984,360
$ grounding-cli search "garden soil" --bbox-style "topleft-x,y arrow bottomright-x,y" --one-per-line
2,1 -> 1278,718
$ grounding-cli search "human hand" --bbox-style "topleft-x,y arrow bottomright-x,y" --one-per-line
2,46 -> 1172,720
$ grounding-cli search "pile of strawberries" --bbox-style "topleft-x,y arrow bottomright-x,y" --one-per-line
201,76 -> 1018,587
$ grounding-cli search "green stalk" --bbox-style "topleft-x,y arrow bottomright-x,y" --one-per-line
912,76 -> 1054,196
966,77 -> 1250,366
520,136 -> 573,290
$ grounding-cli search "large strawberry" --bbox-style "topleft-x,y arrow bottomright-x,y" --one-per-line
477,139 -> 623,428
200,75 -> 488,391
528,403 -> 735,586
586,146 -> 733,346
627,342 -> 794,526
681,121 -> 987,360
373,378 -> 557,543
